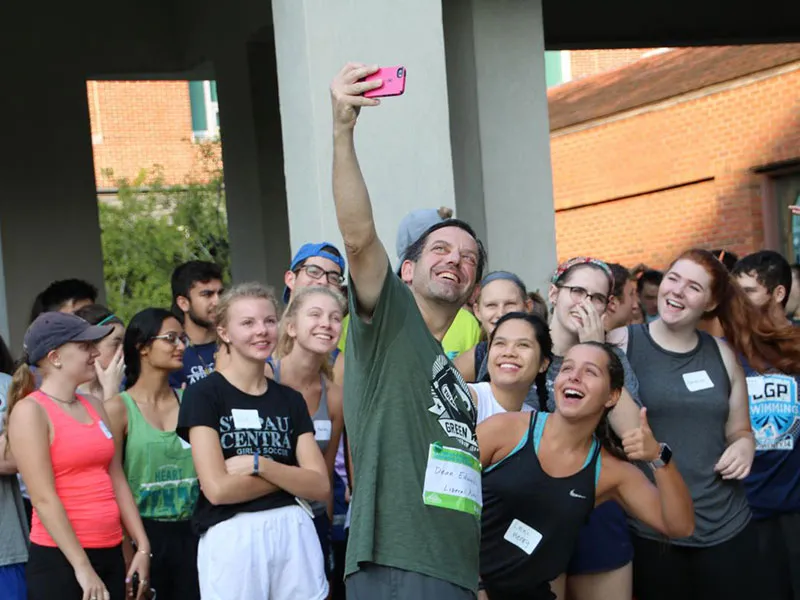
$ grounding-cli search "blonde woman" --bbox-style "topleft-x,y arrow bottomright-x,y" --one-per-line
177,283 -> 330,600
272,287 -> 345,574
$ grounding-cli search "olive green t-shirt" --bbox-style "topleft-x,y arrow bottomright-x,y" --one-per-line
344,265 -> 480,592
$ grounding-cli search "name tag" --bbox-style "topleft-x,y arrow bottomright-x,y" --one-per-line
231,409 -> 262,429
179,438 -> 192,450
422,443 -> 482,517
683,370 -> 714,392
98,421 -> 113,439
314,420 -> 332,442
504,519 -> 543,555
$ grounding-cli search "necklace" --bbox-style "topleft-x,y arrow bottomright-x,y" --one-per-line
40,391 -> 79,405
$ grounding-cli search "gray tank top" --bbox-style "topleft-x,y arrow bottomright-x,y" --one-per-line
272,361 -> 331,454
627,324 -> 751,546
273,361 -> 331,517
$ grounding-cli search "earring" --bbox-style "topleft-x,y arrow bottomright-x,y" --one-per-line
54,362 -> 62,369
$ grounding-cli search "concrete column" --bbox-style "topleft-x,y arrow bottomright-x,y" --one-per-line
271,0 -> 456,265
0,68 -> 105,349
443,0 -> 557,293
215,34 -> 292,287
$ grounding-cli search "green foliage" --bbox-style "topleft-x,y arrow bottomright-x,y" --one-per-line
98,141 -> 229,323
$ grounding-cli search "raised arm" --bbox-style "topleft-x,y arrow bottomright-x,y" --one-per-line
609,406 -> 694,537
330,63 -> 389,316
714,339 -> 755,480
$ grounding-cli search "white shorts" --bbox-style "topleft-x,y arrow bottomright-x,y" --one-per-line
197,504 -> 328,600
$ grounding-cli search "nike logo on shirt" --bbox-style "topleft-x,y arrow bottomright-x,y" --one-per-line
569,489 -> 587,499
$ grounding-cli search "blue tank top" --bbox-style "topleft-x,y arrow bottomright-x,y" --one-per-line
741,357 -> 800,519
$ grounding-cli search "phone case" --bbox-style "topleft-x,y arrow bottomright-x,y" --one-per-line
363,66 -> 406,98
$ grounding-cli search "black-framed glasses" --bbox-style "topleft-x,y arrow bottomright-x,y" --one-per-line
557,285 -> 609,309
151,332 -> 190,347
298,264 -> 345,286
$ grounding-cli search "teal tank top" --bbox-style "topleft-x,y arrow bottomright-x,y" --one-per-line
121,391 -> 199,521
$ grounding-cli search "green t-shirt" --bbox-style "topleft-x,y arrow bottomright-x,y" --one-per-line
121,391 -> 200,521
344,266 -> 480,592
339,309 -> 480,359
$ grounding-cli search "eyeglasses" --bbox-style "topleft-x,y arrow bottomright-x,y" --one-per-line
298,264 -> 344,286
557,285 -> 609,309
151,332 -> 190,347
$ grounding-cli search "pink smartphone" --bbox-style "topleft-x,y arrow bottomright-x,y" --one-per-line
363,66 -> 406,98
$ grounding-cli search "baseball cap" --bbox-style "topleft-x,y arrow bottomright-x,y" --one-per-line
283,242 -> 346,304
395,207 -> 454,263
24,312 -> 113,365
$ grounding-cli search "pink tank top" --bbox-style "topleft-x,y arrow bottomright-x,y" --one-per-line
29,391 -> 122,548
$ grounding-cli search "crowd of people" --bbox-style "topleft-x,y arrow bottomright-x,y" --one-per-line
0,61 -> 799,600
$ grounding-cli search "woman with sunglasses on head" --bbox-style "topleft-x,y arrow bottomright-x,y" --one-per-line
6,312 -> 150,600
613,249 -> 800,600
105,308 -> 200,600
478,342 -> 694,600
75,305 -> 126,401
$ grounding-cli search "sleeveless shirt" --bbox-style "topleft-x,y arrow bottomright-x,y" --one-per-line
121,391 -> 199,521
481,412 -> 600,598
273,361 -> 331,516
29,391 -> 122,548
626,324 -> 751,546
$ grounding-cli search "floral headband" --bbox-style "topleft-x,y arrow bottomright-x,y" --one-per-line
551,257 -> 614,290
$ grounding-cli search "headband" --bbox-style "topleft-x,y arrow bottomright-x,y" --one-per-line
480,271 -> 527,297
97,314 -> 120,326
551,257 -> 614,291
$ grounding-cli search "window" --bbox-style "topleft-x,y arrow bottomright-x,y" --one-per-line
775,173 -> 800,262
189,80 -> 219,140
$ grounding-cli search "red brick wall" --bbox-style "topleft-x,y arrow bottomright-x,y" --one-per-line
88,81 -> 213,188
569,49 -> 660,81
551,67 -> 800,269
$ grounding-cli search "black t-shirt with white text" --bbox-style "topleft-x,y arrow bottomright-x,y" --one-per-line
176,371 -> 314,534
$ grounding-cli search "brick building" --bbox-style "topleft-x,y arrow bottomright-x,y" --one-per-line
87,45 -> 800,270
548,44 -> 800,268
88,81 -> 219,189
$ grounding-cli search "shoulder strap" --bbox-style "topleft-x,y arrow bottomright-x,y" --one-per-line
272,360 -> 281,382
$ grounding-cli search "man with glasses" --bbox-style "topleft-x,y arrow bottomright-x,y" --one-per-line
283,242 -> 347,304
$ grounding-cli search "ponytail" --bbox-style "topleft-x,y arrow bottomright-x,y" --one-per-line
594,407 -> 628,461
3,361 -> 35,457
534,370 -> 548,412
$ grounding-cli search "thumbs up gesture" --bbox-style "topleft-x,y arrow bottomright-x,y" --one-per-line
621,407 -> 661,462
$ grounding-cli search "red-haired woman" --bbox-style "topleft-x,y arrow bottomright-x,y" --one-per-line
615,249 -> 800,600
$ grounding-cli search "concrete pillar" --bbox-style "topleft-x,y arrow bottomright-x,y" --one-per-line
443,0 -> 557,293
270,0 -> 456,265
215,33 -> 292,287
0,68 -> 105,349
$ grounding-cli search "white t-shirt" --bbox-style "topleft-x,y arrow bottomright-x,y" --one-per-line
470,381 -> 533,425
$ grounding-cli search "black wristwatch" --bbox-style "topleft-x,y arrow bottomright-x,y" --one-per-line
648,443 -> 673,470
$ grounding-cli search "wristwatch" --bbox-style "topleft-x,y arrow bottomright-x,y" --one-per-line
648,443 -> 673,470
252,450 -> 260,476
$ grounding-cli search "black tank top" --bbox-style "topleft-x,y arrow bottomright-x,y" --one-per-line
480,411 -> 601,598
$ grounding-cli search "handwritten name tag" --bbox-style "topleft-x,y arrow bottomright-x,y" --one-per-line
422,443 -> 482,517
504,519 -> 543,555
314,420 -> 332,441
683,370 -> 714,392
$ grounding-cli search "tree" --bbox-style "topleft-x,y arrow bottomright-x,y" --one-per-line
98,140 -> 229,323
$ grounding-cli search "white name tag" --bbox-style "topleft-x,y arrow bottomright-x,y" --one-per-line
179,438 -> 192,450
314,420 -> 332,442
504,519 -> 543,555
231,409 -> 262,429
422,443 -> 482,517
683,370 -> 714,392
98,421 -> 113,439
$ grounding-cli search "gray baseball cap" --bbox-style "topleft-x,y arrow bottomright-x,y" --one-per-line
24,312 -> 113,365
395,207 -> 452,263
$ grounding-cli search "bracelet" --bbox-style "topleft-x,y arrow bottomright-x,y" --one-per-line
137,549 -> 152,557
252,449 -> 260,476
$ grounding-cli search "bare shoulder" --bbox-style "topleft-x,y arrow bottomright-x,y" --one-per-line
596,449 -> 638,498
8,395 -> 47,425
477,411 -> 530,444
711,336 -> 740,380
104,393 -> 128,425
